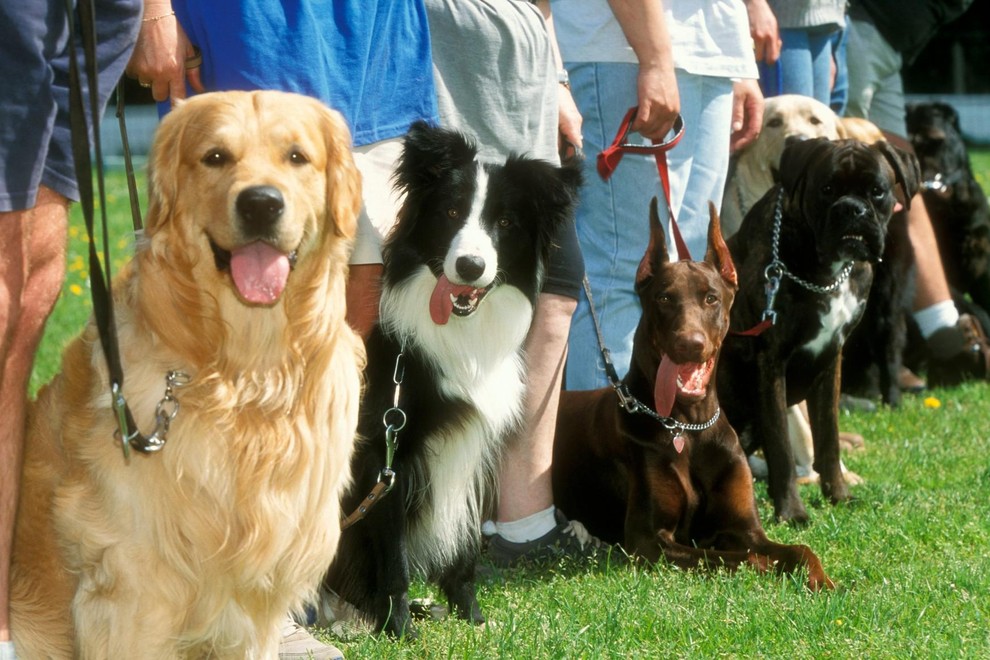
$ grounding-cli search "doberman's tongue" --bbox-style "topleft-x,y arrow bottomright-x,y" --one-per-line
655,354 -> 679,417
430,274 -> 477,325
230,241 -> 290,304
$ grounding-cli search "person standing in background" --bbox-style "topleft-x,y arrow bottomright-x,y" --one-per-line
1,2 -> 141,659
557,0 -> 765,392
844,0 -> 989,387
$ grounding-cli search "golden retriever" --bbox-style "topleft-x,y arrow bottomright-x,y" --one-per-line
11,90 -> 364,658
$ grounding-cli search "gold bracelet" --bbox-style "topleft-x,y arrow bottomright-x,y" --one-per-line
142,10 -> 175,23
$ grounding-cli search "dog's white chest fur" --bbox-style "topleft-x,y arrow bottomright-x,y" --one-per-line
802,275 -> 864,358
382,267 -> 532,571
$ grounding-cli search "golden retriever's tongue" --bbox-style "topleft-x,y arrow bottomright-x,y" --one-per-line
429,274 -> 475,325
655,354 -> 679,417
230,241 -> 290,304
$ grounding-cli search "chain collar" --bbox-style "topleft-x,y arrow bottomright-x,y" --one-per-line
760,188 -> 854,324
114,370 -> 189,458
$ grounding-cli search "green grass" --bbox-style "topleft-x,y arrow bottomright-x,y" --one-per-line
33,153 -> 990,658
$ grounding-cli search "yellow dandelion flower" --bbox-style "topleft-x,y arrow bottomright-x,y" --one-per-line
924,396 -> 941,409
69,284 -> 83,296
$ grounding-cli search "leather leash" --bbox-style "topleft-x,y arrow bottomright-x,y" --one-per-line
67,0 -> 166,458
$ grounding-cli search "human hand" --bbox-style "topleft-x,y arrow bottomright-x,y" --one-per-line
557,83 -> 584,162
745,0 -> 781,64
730,79 -> 764,153
125,3 -> 203,106
632,62 -> 680,142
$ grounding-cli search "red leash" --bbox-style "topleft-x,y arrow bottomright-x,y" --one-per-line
597,107 -> 690,261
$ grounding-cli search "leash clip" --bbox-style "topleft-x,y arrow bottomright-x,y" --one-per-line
762,262 -> 783,325
613,383 -> 640,414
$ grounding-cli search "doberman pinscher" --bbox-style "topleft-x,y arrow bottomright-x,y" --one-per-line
552,199 -> 832,590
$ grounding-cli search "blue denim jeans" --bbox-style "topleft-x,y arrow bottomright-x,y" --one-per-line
761,26 -> 838,106
563,62 -> 733,390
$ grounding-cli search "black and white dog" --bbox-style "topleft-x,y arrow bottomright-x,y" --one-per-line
323,122 -> 580,637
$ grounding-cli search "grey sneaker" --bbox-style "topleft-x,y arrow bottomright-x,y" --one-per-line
278,617 -> 344,660
486,510 -> 624,568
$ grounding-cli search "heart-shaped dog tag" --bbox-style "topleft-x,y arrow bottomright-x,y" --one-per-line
672,433 -> 685,454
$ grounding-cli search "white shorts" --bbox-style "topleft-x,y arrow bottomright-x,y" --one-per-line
350,136 -> 405,265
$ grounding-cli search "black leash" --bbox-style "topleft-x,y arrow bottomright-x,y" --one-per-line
66,0 -> 163,458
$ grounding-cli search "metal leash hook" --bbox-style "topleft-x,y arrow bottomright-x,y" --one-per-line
113,370 -> 189,459
762,262 -> 783,325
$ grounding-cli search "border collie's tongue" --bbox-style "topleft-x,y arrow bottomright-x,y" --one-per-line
430,274 -> 479,325
655,355 -> 679,417
230,241 -> 290,304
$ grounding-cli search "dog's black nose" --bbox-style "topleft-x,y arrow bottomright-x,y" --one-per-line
236,186 -> 284,234
455,255 -> 486,282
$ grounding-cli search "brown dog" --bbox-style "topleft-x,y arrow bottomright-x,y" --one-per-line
12,91 -> 365,658
718,137 -> 919,524
552,200 -> 831,590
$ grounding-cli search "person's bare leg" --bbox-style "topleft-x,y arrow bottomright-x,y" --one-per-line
906,191 -> 954,312
497,292 -> 573,524
346,263 -> 383,339
0,185 -> 68,644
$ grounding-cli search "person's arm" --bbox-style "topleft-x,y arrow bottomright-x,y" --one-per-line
534,0 -> 583,159
744,0 -> 780,64
729,78 -> 763,153
124,0 -> 203,105
607,0 -> 680,141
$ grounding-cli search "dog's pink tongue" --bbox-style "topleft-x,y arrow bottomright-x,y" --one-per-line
655,354 -> 679,417
429,274 -> 475,325
229,241 -> 290,304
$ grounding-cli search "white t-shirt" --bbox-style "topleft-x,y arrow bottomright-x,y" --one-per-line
551,0 -> 758,79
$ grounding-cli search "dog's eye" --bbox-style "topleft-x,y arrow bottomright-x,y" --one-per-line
766,117 -> 782,128
871,185 -> 886,199
447,208 -> 459,220
289,149 -> 310,166
705,294 -> 719,305
202,149 -> 231,167
810,116 -> 822,125
497,217 -> 511,229
657,294 -> 672,304
821,184 -> 833,197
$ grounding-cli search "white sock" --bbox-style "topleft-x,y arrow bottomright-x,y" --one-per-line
913,300 -> 960,339
0,640 -> 18,660
495,505 -> 557,543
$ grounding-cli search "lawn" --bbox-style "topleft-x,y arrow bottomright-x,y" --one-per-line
28,150 -> 990,658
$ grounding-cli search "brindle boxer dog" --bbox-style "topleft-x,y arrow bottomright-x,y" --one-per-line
718,137 -> 919,524
552,200 -> 832,590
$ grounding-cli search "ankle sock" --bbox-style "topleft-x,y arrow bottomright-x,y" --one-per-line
914,300 -> 960,339
0,640 -> 16,660
495,505 -> 557,543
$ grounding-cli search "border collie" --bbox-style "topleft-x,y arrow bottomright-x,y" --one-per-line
323,122 -> 581,637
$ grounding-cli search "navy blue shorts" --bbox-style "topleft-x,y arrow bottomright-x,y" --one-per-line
0,0 -> 140,212
543,216 -> 584,300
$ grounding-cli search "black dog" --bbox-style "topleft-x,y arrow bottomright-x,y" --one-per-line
907,101 -> 990,324
906,102 -> 990,332
323,122 -> 580,638
718,138 -> 919,523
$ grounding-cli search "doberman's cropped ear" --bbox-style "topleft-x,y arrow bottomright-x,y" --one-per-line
704,202 -> 737,288
636,196 -> 669,288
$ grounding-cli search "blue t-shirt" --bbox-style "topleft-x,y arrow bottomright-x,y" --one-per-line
171,0 -> 438,146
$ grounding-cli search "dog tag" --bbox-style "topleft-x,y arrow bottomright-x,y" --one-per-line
672,433 -> 685,454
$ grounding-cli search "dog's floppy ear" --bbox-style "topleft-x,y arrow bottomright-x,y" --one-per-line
705,202 -> 737,288
636,196 -> 669,287
321,106 -> 362,239
876,140 -> 921,211
145,101 -> 188,234
936,102 -> 962,133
